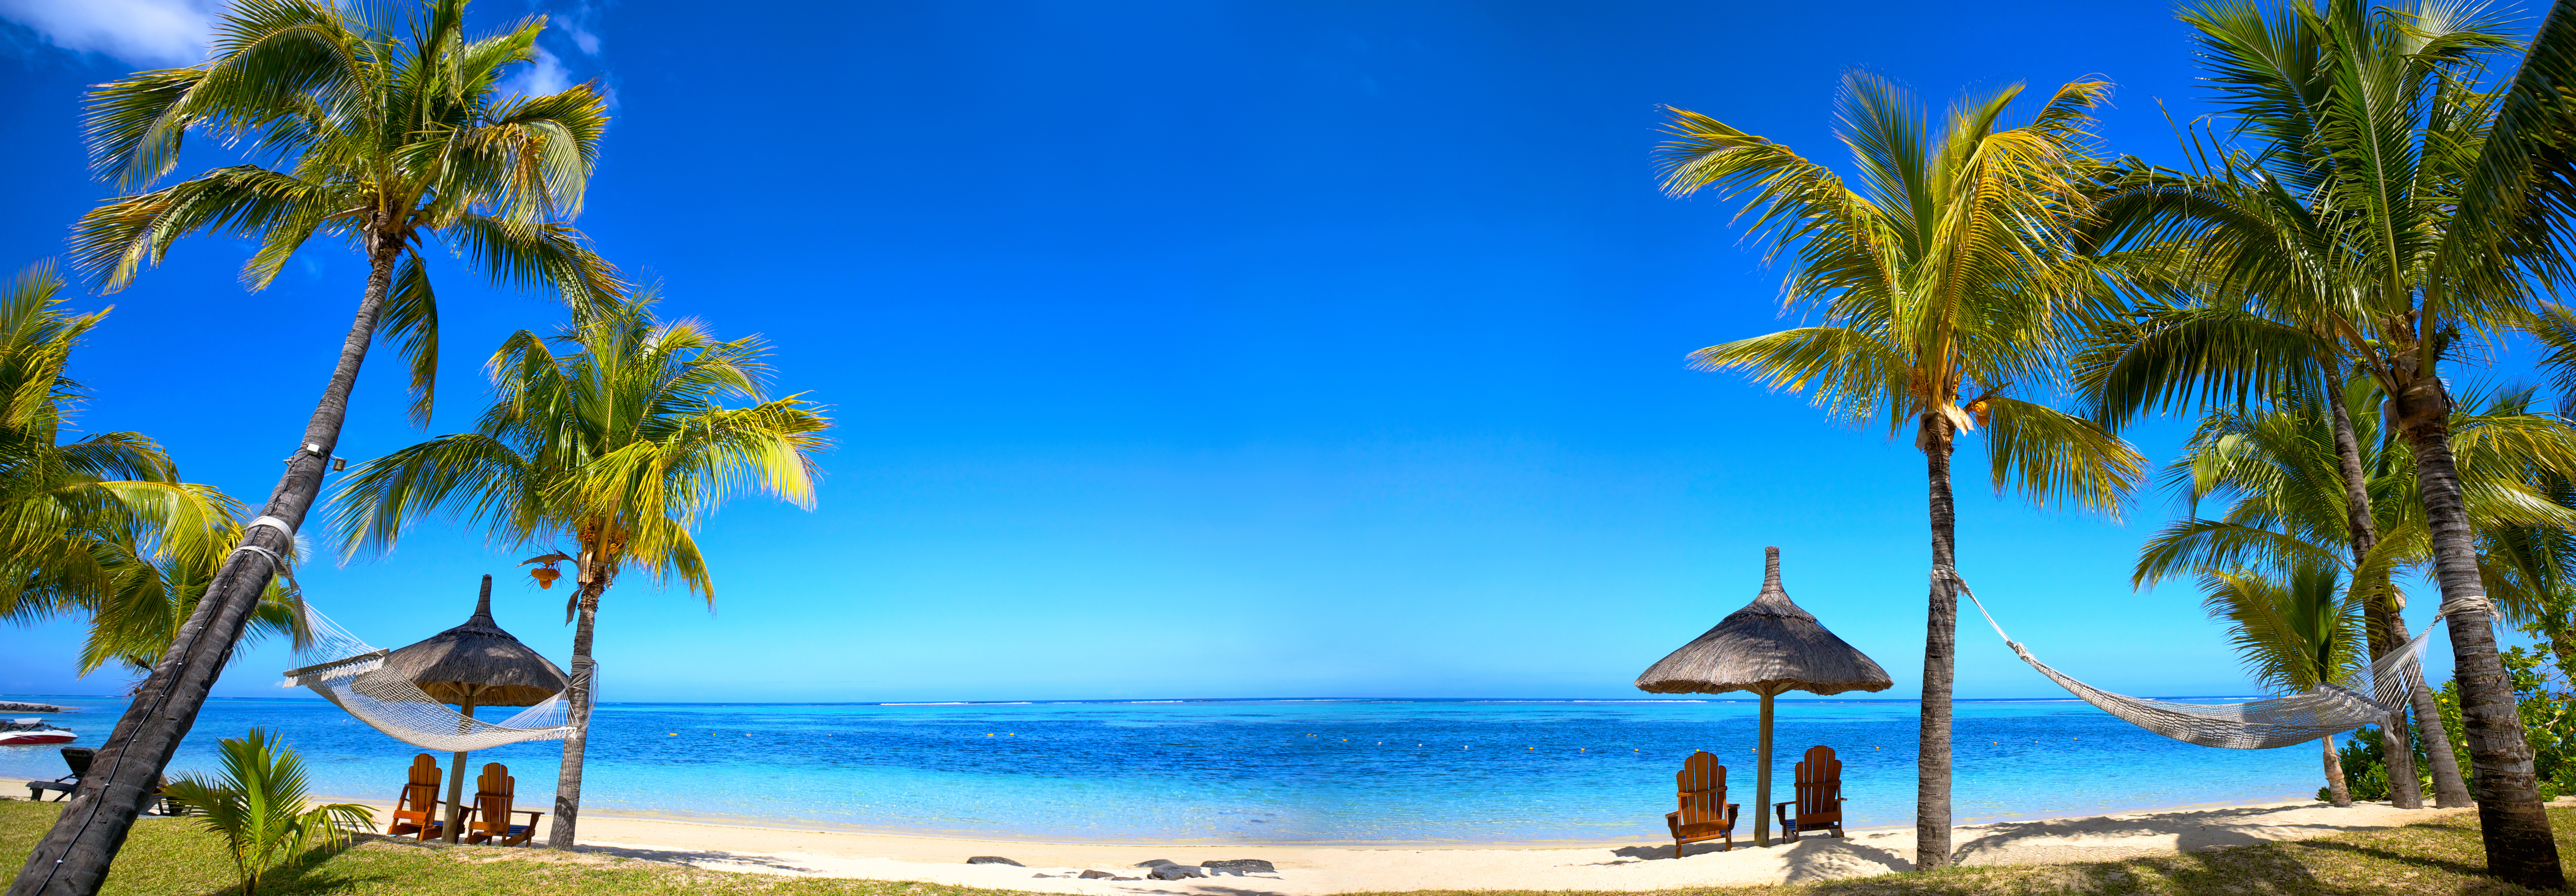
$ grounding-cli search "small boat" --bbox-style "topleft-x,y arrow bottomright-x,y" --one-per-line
0,718 -> 74,746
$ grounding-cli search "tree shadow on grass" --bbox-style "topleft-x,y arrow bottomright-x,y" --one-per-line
2285,836 -> 2494,878
1770,845 -> 2336,896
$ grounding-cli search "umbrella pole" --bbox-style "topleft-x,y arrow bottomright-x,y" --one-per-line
1756,689 -> 1774,847
444,699 -> 476,844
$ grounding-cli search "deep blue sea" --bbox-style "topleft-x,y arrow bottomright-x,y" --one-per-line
0,695 -> 2324,844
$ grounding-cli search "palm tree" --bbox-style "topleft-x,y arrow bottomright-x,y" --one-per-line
159,729 -> 373,896
2082,1 -> 2576,881
0,263 -> 290,684
2199,562 -> 2369,805
331,290 -> 829,848
1657,73 -> 2144,869
70,529 -> 308,683
10,1 -> 620,887
2074,156 -> 2461,805
2488,307 -> 2576,670
2131,379 -> 2576,800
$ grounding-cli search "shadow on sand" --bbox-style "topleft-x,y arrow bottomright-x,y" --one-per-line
1600,835 -> 1914,882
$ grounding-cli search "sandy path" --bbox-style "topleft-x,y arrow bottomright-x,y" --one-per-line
337,797 -> 2481,893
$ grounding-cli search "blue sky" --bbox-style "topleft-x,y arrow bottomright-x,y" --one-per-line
0,0 -> 2542,703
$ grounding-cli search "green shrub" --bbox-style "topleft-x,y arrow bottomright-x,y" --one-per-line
161,729 -> 373,896
2320,724 -> 2429,802
2435,646 -> 2575,802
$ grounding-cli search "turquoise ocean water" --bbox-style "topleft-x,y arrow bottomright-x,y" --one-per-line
0,695 -> 2324,844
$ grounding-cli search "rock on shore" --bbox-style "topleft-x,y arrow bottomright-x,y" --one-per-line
0,702 -> 63,713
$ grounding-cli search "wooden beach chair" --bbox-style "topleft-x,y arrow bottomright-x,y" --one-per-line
386,754 -> 451,841
463,763 -> 545,847
1664,750 -> 1739,856
1773,746 -> 1845,843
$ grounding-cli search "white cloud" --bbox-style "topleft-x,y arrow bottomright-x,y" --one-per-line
500,44 -> 570,98
0,0 -> 222,67
545,0 -> 602,56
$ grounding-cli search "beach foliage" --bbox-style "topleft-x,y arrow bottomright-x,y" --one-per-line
24,0 -> 628,879
2196,558 -> 2366,804
158,729 -> 373,896
2435,647 -> 2576,803
2327,721 -> 2434,801
329,288 -> 830,847
1658,68 -> 2140,870
2072,0 -> 2576,873
2199,563 -> 2366,695
0,262 -> 300,679
74,0 -> 623,420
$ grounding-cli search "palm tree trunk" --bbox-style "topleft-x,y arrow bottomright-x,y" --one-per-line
546,580 -> 605,850
6,242 -> 401,896
1916,415 -> 1958,872
2406,610 -> 2473,807
2401,392 -> 2565,888
2321,372 -> 2426,809
2321,736 -> 2353,805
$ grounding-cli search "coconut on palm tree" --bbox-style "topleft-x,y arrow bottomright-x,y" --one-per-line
331,290 -> 829,848
10,2 -> 620,887
1656,72 -> 2144,868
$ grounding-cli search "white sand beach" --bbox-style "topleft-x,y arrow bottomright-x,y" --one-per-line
336,797 -> 2482,893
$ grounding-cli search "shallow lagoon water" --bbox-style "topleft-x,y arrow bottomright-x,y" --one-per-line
0,695 -> 2320,843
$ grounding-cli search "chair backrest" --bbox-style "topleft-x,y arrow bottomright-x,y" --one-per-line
473,763 -> 515,824
396,754 -> 441,814
1793,746 -> 1840,817
59,747 -> 94,779
1674,750 -> 1728,826
407,754 -> 442,786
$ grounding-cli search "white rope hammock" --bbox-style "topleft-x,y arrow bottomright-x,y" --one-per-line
1942,567 -> 2441,750
280,605 -> 579,752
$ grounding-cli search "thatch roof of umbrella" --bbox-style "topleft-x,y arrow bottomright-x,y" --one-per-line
380,577 -> 569,708
1636,547 -> 1893,697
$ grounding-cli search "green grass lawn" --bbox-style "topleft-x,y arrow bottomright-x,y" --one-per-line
10,797 -> 2576,895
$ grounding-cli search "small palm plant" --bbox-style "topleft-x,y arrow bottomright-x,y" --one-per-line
2199,562 -> 2368,806
159,729 -> 372,896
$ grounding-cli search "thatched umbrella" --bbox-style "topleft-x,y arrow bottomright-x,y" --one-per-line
1636,547 -> 1891,847
381,574 -> 568,842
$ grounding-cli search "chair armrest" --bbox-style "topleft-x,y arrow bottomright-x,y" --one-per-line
1774,801 -> 1797,808
512,809 -> 546,821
